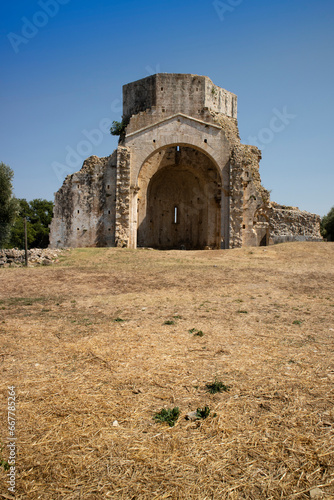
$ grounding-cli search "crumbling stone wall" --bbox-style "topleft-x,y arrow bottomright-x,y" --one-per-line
269,203 -> 321,243
0,248 -> 64,267
49,154 -> 117,248
229,145 -> 270,248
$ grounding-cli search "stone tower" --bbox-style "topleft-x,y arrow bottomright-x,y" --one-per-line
49,74 -> 321,249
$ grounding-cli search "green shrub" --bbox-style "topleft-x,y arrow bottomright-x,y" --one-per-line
321,206 -> 334,241
0,458 -> 10,471
206,378 -> 230,394
110,120 -> 127,137
153,407 -> 180,427
188,328 -> 204,336
196,406 -> 211,419
194,330 -> 204,337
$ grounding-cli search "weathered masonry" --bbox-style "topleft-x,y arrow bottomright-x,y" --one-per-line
49,74 -> 321,249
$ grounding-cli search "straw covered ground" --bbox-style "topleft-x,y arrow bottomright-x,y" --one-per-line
0,242 -> 333,499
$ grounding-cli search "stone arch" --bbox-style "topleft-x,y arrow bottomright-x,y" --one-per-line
136,145 -> 223,249
135,141 -> 223,185
124,114 -> 231,186
124,114 -> 232,248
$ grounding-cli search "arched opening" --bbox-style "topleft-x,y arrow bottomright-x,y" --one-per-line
146,166 -> 205,249
137,145 -> 221,249
253,207 -> 270,247
259,232 -> 269,246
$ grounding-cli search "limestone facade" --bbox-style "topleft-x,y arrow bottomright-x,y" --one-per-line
49,74 -> 321,249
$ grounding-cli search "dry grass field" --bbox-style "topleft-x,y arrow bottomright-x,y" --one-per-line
0,242 -> 333,499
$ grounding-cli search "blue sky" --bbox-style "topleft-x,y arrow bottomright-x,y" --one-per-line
0,0 -> 333,216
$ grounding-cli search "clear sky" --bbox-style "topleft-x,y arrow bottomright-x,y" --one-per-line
1,0 -> 333,216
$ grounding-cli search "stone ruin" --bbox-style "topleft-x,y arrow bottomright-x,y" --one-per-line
49,73 -> 321,249
0,248 -> 64,267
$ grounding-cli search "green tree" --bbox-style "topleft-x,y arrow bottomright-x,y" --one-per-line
110,120 -> 125,135
110,118 -> 128,142
0,162 -> 19,248
321,206 -> 334,241
8,199 -> 54,249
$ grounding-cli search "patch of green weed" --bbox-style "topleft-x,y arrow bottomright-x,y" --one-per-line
194,330 -> 204,337
196,406 -> 211,419
0,443 -> 10,471
206,378 -> 230,394
189,328 -> 204,337
8,297 -> 45,306
0,458 -> 10,471
153,407 -> 180,427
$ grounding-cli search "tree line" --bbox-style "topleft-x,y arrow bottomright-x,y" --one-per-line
0,162 -> 53,249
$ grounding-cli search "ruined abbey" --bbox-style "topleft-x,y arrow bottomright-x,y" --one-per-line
49,74 -> 321,249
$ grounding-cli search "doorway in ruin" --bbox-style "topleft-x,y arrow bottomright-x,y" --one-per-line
137,146 -> 222,249
253,208 -> 270,247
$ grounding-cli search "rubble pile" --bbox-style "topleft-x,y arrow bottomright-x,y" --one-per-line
0,248 -> 66,267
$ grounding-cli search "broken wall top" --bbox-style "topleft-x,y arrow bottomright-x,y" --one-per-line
122,74 -> 238,125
